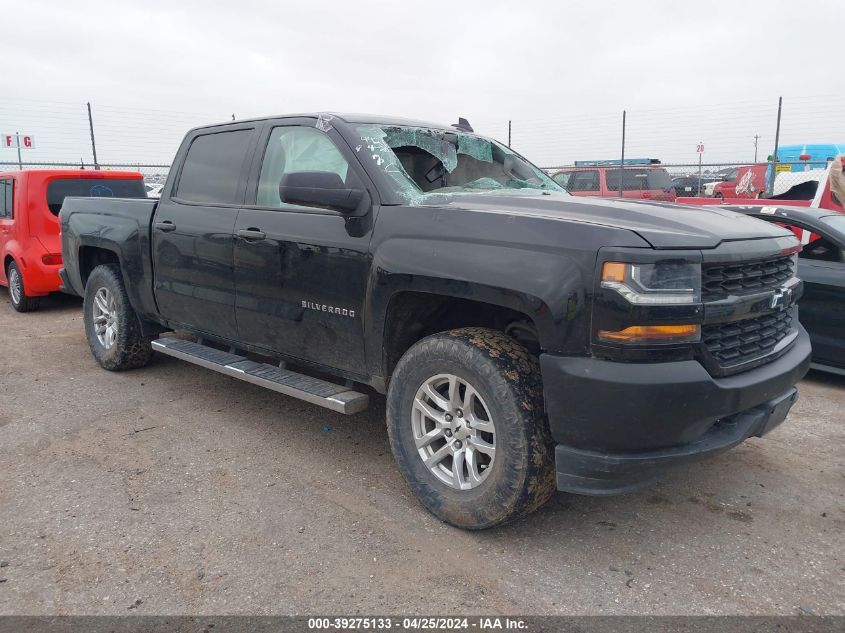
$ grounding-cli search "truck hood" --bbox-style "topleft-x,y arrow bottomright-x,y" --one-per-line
439,192 -> 793,249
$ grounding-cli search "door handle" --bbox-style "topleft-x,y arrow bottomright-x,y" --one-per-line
154,220 -> 176,232
237,228 -> 266,241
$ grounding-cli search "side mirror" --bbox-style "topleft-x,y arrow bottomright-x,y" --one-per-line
279,171 -> 365,213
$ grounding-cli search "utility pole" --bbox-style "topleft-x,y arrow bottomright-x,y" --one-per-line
767,97 -> 782,196
697,144 -> 703,195
507,120 -> 512,148
87,102 -> 100,170
619,110 -> 626,197
15,132 -> 22,169
753,134 -> 760,163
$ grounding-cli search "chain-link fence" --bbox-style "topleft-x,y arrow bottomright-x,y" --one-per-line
0,97 -> 223,188
0,161 -> 170,199
0,161 -> 169,180
541,161 -> 831,201
0,95 -> 841,200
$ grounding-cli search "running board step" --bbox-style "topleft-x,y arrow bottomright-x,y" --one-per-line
151,337 -> 369,414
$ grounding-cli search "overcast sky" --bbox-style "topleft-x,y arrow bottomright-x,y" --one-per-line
0,0 -> 840,166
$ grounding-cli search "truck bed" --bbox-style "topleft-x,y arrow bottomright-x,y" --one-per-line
59,196 -> 159,317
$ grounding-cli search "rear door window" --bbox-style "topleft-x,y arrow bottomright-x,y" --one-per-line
646,169 -> 673,190
46,178 -> 147,216
0,179 -> 12,217
606,168 -> 672,191
606,170 -> 641,191
567,170 -> 600,192
176,129 -> 254,205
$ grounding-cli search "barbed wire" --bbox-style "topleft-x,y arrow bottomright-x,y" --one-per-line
0,94 -> 841,194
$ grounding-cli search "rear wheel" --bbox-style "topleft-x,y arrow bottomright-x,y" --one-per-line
83,264 -> 153,371
6,261 -> 41,312
386,327 -> 555,529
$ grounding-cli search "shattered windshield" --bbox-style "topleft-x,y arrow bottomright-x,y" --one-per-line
354,124 -> 566,204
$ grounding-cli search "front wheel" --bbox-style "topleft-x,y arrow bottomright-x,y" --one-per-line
83,264 -> 153,371
386,328 -> 556,529
6,261 -> 41,312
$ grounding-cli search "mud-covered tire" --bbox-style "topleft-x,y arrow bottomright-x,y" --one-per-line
386,327 -> 556,529
83,264 -> 153,371
6,261 -> 41,312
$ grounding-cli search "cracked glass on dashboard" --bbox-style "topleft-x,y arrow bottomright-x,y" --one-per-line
355,124 -> 566,204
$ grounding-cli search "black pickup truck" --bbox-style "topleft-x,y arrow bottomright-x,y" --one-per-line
59,113 -> 811,529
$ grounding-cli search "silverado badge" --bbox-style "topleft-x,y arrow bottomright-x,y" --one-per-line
302,300 -> 355,318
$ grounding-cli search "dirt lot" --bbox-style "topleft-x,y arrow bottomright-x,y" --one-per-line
0,294 -> 843,616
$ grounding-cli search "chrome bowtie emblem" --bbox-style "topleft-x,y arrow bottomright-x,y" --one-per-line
770,286 -> 793,311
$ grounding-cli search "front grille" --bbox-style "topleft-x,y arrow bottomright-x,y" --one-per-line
702,310 -> 793,368
702,254 -> 794,302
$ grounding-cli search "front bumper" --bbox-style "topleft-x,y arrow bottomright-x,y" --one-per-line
540,325 -> 811,495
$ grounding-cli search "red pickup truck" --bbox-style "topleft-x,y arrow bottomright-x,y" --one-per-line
677,157 -> 844,214
709,164 -> 768,199
1,170 -> 146,311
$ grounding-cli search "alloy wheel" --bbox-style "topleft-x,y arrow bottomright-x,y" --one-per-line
92,287 -> 118,349
411,373 -> 497,490
8,266 -> 22,305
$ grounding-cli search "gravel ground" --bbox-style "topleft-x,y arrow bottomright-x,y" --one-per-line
0,293 -> 843,615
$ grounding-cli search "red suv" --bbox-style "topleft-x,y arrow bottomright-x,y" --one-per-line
1,170 -> 146,311
552,166 -> 676,201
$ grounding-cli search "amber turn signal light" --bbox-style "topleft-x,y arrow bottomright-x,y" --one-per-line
601,261 -> 627,283
597,324 -> 700,343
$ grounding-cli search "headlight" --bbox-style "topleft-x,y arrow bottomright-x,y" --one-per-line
600,260 -> 701,305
